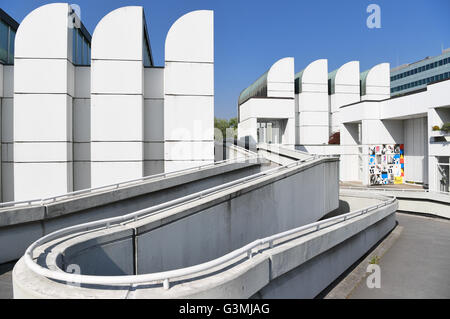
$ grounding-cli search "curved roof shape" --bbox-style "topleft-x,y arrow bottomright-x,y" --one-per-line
295,59 -> 328,93
165,10 -> 213,63
15,3 -> 71,59
92,6 -> 151,63
238,57 -> 294,106
328,61 -> 360,95
360,62 -> 390,96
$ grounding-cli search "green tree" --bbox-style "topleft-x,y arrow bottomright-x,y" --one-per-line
214,117 -> 238,140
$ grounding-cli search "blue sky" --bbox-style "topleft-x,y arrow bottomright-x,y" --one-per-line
2,0 -> 449,119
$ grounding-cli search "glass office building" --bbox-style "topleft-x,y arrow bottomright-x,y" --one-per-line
390,49 -> 450,96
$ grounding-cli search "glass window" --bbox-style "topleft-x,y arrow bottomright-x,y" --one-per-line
0,20 -> 8,63
8,29 -> 15,64
143,34 -> 151,67
83,39 -> 87,65
77,30 -> 82,64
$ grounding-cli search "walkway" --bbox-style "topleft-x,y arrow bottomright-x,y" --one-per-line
0,261 -> 14,299
349,213 -> 450,298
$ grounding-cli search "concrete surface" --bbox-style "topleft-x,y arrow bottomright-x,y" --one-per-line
0,261 -> 14,299
324,224 -> 404,299
349,213 -> 450,299
0,161 -> 262,264
12,190 -> 395,298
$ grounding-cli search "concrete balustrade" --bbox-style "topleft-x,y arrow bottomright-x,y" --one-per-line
0,159 -> 263,264
12,188 -> 398,298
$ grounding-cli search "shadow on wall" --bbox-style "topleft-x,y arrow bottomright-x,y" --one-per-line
320,200 -> 351,220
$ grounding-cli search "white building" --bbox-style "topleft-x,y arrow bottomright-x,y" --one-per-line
0,4 -> 214,201
237,57 -> 295,147
238,57 -> 450,193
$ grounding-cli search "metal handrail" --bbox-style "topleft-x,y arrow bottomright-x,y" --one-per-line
23,154 -> 322,287
0,155 -> 260,209
341,185 -> 450,196
24,160 -> 395,290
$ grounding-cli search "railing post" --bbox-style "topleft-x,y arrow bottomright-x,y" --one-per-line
247,249 -> 252,259
269,240 -> 273,249
163,279 -> 170,290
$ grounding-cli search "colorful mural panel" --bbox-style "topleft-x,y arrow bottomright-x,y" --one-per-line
369,144 -> 404,185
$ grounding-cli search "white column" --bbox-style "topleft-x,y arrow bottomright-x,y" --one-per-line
12,3 -> 74,200
90,6 -> 144,187
329,61 -> 360,134
296,59 -> 329,145
360,63 -> 390,101
144,67 -> 164,175
164,10 -> 214,172
73,66 -> 91,190
267,57 -> 295,147
1,65 -> 13,201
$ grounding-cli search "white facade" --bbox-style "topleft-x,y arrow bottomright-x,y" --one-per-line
238,57 -> 450,192
90,6 -> 145,187
329,61 -> 360,134
164,10 -> 214,172
13,3 -> 74,200
238,57 -> 295,147
295,59 -> 329,145
0,5 -> 215,201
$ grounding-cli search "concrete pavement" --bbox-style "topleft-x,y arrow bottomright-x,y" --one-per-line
0,261 -> 14,299
349,213 -> 450,298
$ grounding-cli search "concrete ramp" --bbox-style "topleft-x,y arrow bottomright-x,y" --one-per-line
11,155 -> 372,298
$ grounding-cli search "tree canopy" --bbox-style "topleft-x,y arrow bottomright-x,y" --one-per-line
214,117 -> 238,140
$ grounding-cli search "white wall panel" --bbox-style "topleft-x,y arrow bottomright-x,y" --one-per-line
75,67 -> 91,98
73,99 -> 90,142
13,163 -> 72,200
298,126 -> 329,144
164,95 -> 213,141
144,68 -> 164,99
91,162 -> 143,187
165,141 -> 214,161
3,66 -> 14,98
164,10 -> 214,172
14,142 -> 72,162
12,3 -> 74,200
144,142 -> 164,160
90,6 -> 145,186
91,142 -> 142,161
164,63 -> 213,96
14,94 -> 72,141
14,59 -> 71,94
165,11 -> 213,63
144,99 -> 164,141
14,4 -> 70,59
91,60 -> 143,94
1,98 -> 13,143
91,7 -> 143,61
91,95 -> 143,141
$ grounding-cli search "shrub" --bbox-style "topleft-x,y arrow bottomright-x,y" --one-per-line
369,255 -> 380,265
441,123 -> 450,132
